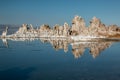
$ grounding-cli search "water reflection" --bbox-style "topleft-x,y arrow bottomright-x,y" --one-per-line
71,41 -> 112,58
0,38 -> 116,58
2,38 -> 9,48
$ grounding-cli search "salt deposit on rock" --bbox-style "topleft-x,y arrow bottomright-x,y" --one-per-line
1,15 -> 120,41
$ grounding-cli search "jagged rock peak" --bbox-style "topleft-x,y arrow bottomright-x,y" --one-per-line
71,15 -> 86,34
92,16 -> 98,20
64,22 -> 68,26
91,16 -> 101,23
64,22 -> 69,29
72,15 -> 84,23
74,15 -> 82,19
39,24 -> 50,31
30,24 -> 34,29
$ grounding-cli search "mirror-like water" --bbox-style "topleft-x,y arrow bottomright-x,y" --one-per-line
0,28 -> 120,80
0,38 -> 120,80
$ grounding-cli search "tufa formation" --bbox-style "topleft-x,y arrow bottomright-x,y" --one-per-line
1,15 -> 120,40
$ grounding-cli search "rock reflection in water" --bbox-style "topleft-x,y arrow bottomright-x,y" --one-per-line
36,38 -> 113,58
1,38 -> 113,59
71,42 -> 112,58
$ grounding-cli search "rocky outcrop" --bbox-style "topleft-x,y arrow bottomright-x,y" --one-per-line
1,15 -> 120,39
58,26 -> 64,36
63,22 -> 70,36
88,16 -> 109,37
71,16 -> 86,35
16,24 -> 28,34
39,24 -> 51,32
107,25 -> 120,36
53,24 -> 60,36
1,27 -> 8,38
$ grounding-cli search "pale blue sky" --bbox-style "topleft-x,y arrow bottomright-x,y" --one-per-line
0,0 -> 120,26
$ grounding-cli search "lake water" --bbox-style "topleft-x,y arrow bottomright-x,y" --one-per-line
0,38 -> 120,80
0,28 -> 120,80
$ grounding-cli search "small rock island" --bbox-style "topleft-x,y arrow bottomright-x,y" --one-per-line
1,15 -> 120,41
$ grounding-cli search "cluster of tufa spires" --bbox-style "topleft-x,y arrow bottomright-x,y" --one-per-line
1,15 -> 120,40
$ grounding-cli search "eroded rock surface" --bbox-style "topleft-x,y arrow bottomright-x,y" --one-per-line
1,15 -> 120,39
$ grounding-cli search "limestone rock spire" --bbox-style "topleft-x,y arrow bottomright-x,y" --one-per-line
71,15 -> 86,35
2,27 -> 8,38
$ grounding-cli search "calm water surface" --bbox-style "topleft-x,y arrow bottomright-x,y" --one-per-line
0,28 -> 120,80
0,29 -> 120,80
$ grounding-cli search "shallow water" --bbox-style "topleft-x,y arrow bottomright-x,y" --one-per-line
0,38 -> 120,80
